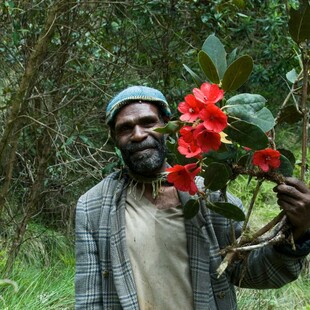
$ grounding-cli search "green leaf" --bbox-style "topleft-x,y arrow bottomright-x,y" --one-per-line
206,201 -> 245,221
203,163 -> 232,191
183,199 -> 200,219
102,162 -> 118,176
278,149 -> 296,167
276,105 -> 302,124
288,0 -> 310,43
286,68 -> 298,83
154,120 -> 183,134
225,93 -> 275,132
198,51 -> 220,84
79,134 -> 94,147
227,48 -> 238,66
64,135 -> 76,146
275,155 -> 294,177
183,64 -> 204,86
201,35 -> 227,79
222,55 -> 253,91
224,120 -> 269,150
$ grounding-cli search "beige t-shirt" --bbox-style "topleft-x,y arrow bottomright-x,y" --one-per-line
125,185 -> 194,310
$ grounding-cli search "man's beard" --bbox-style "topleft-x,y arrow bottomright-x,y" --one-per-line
119,136 -> 167,176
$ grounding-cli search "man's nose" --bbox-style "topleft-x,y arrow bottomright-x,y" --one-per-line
131,125 -> 147,141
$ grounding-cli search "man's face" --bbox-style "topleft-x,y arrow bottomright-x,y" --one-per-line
113,103 -> 167,176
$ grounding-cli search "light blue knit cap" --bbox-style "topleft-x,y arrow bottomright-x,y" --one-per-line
106,85 -> 172,125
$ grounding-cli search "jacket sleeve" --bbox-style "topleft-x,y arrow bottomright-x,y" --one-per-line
75,194 -> 103,309
228,243 -> 307,288
225,206 -> 309,289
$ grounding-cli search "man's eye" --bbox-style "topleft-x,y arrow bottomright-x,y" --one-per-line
116,126 -> 132,134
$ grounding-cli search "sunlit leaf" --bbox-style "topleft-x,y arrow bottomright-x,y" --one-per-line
288,0 -> 310,43
224,120 -> 269,150
201,35 -> 227,79
286,68 -> 298,83
222,55 -> 253,91
206,201 -> 245,221
203,163 -> 232,191
225,93 -> 274,132
198,51 -> 220,83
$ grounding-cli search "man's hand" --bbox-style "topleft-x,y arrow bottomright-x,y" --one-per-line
274,177 -> 310,241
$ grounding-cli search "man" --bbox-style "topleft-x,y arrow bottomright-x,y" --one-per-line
75,85 -> 310,309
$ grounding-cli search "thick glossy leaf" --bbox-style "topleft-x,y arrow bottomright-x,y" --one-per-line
225,94 -> 274,132
198,51 -> 220,84
224,120 -> 269,150
288,0 -> 310,43
154,121 -> 183,134
203,163 -> 232,191
205,145 -> 237,163
278,149 -> 296,167
201,35 -> 227,79
183,199 -> 200,219
277,105 -> 303,124
206,201 -> 245,221
222,55 -> 253,91
275,155 -> 294,177
183,64 -> 204,86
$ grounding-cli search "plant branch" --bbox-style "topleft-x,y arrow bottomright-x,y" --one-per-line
300,43 -> 309,181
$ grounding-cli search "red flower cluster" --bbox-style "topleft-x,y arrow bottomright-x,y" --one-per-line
252,148 -> 281,172
166,163 -> 201,195
177,82 -> 227,159
166,82 -> 227,194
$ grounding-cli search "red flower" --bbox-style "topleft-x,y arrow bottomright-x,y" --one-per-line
177,137 -> 202,158
166,163 -> 201,195
178,94 -> 204,122
252,148 -> 281,172
179,125 -> 195,142
193,82 -> 224,105
193,124 -> 221,153
199,104 -> 228,133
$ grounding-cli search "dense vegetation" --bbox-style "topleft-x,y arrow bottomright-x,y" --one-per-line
0,0 -> 309,308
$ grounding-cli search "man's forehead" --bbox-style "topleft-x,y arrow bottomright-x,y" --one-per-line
116,102 -> 160,120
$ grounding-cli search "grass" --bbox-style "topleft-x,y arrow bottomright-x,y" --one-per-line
237,275 -> 310,310
1,263 -> 74,310
0,223 -> 75,310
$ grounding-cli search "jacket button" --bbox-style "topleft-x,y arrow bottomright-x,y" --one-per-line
102,270 -> 109,278
217,291 -> 225,299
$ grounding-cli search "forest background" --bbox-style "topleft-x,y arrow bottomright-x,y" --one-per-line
0,0 -> 309,309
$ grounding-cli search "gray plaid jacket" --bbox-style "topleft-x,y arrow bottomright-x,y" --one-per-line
75,171 -> 306,310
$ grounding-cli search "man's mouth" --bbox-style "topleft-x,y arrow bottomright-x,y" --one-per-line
132,147 -> 155,155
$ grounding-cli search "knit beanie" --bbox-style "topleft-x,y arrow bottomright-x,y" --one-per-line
106,85 -> 172,126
